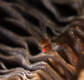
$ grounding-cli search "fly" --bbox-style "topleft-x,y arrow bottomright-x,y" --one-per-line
25,19 -> 52,53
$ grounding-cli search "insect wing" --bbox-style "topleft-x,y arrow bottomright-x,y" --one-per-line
25,22 -> 44,42
39,18 -> 48,39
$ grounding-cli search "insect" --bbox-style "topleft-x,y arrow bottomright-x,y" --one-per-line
25,19 -> 52,53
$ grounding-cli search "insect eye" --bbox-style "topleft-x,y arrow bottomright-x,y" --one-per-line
42,48 -> 47,53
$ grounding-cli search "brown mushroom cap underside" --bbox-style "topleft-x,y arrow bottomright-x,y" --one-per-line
0,0 -> 84,80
